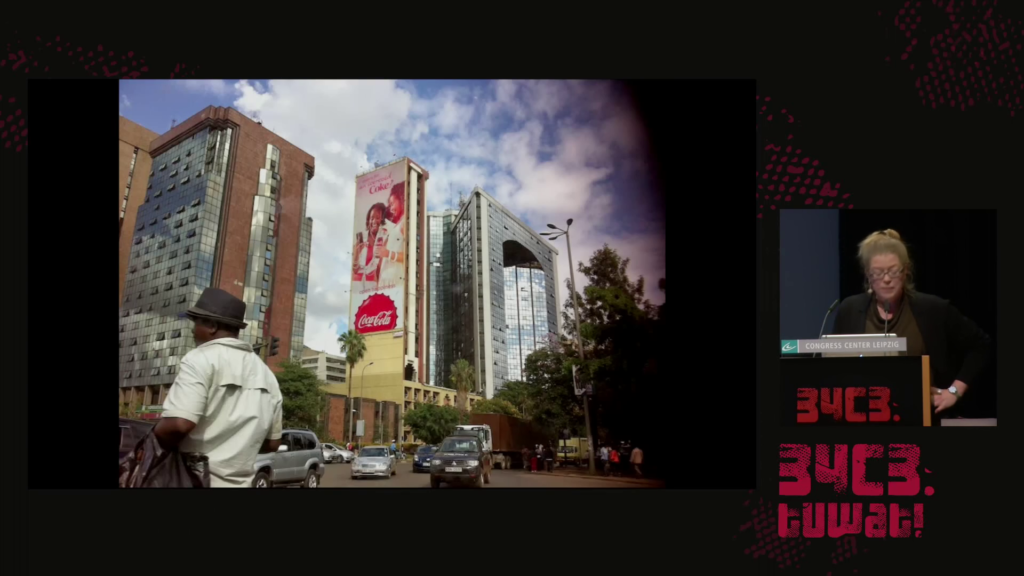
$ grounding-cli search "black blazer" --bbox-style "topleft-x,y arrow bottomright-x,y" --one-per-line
832,292 -> 992,392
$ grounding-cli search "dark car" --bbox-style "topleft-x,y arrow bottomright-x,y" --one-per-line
412,445 -> 438,473
429,435 -> 492,488
119,418 -> 154,461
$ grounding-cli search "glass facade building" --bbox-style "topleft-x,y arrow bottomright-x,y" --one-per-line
426,210 -> 457,387
119,126 -> 233,404
449,188 -> 559,398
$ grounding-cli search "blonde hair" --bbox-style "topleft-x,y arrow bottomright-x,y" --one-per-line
857,229 -> 916,294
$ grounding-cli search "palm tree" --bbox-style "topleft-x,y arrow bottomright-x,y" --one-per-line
337,329 -> 367,443
449,358 -> 475,415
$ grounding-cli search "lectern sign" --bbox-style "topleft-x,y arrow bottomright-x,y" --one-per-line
780,356 -> 933,427
780,337 -> 908,355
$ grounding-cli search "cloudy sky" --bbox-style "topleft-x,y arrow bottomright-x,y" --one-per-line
119,80 -> 666,354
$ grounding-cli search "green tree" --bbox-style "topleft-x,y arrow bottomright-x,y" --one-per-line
403,404 -> 462,445
275,359 -> 327,435
522,343 -> 586,443
493,380 -> 534,419
471,398 -> 520,417
337,329 -> 367,442
556,244 -> 664,467
119,396 -> 142,419
449,358 -> 475,415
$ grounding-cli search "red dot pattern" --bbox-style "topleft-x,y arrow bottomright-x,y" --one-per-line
757,95 -> 852,219
1,32 -> 201,155
882,0 -> 1022,117
0,95 -> 26,153
737,491 -> 814,570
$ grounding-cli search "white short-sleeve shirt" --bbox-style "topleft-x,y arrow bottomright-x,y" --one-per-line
161,337 -> 283,488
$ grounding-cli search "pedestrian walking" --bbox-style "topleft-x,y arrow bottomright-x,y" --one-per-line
600,445 -> 610,476
521,446 -> 530,471
544,444 -> 554,472
153,288 -> 283,488
609,446 -> 620,476
630,444 -> 644,477
530,445 -> 539,473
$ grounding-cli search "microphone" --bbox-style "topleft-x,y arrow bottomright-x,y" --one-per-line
883,300 -> 891,337
815,299 -> 841,358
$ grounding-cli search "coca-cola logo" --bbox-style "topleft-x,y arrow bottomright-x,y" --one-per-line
354,294 -> 399,334
368,180 -> 392,194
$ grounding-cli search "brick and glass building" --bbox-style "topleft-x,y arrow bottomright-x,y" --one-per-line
118,106 -> 315,409
450,188 -> 560,398
119,117 -> 160,307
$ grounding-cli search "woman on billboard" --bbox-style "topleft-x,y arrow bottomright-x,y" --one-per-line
353,202 -> 387,293
375,183 -> 406,289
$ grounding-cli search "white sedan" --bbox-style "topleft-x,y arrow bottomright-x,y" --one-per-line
322,443 -> 354,463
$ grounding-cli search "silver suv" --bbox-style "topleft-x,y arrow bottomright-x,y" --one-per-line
252,429 -> 326,488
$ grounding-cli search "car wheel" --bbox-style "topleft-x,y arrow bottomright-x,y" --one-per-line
475,472 -> 484,488
484,469 -> 491,484
253,471 -> 272,488
302,469 -> 318,488
430,476 -> 440,488
392,464 -> 397,476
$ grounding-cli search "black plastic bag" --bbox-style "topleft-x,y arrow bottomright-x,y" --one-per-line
119,430 -> 210,488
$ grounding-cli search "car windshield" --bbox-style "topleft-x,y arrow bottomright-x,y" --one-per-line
360,448 -> 387,458
439,438 -> 479,453
416,446 -> 436,454
324,444 -> 335,450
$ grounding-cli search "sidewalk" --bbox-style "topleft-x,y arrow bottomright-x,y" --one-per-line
546,467 -> 664,487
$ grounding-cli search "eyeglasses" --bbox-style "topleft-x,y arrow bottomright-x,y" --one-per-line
866,267 -> 904,280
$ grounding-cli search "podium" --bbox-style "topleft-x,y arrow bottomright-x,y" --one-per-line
780,356 -> 933,426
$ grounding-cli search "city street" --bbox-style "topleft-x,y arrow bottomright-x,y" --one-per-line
318,460 -> 659,488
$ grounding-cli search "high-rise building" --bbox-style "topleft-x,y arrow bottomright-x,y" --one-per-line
341,159 -> 482,444
426,210 -> 458,387
300,346 -> 347,385
119,117 -> 160,306
118,106 -> 315,409
450,187 -> 560,398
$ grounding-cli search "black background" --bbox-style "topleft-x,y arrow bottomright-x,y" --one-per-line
838,209 -> 998,418
4,4 -> 1023,574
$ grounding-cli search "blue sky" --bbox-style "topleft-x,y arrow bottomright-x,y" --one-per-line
120,80 -> 666,353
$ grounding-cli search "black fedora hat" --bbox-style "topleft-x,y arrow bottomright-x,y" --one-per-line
183,288 -> 248,329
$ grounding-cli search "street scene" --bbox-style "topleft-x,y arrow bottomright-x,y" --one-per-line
319,460 -> 659,489
118,80 -> 667,488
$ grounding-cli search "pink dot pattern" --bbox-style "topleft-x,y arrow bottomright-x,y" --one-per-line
756,95 -> 852,220
882,0 -> 1022,118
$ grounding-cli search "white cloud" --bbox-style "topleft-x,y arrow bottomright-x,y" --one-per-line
121,94 -> 131,108
197,79 -> 664,352
176,79 -> 234,96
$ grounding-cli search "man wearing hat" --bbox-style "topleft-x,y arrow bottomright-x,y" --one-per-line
153,288 -> 283,488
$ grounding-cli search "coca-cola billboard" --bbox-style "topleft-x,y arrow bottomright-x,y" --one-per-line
351,161 -> 408,334
354,294 -> 398,334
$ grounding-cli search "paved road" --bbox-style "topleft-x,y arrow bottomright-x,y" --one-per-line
319,460 -> 654,488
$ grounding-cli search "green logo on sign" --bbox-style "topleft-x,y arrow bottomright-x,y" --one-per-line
781,340 -> 799,354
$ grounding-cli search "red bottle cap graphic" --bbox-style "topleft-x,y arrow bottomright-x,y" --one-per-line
354,294 -> 398,334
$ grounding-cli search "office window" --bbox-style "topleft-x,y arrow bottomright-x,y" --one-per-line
191,198 -> 201,207
182,261 -> 191,270
166,184 -> 175,191
174,220 -> 183,229
170,170 -> 178,177
180,278 -> 189,287
177,296 -> 186,304
189,213 -> 199,222
176,206 -> 185,214
186,229 -> 196,238
164,282 -> 172,291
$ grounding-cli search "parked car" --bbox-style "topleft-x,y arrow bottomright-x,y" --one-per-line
119,418 -> 154,461
322,443 -> 354,463
252,429 -> 325,488
351,445 -> 397,479
412,445 -> 438,473
429,434 -> 492,488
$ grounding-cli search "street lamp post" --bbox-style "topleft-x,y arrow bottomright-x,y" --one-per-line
541,218 -> 597,475
349,361 -> 374,447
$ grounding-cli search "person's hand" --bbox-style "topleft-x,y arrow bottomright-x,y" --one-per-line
374,244 -> 389,258
931,387 -> 959,413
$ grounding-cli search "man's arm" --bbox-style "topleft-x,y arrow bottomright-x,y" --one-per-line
155,357 -> 208,451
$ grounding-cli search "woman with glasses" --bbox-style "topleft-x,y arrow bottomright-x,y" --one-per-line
833,229 -> 991,416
